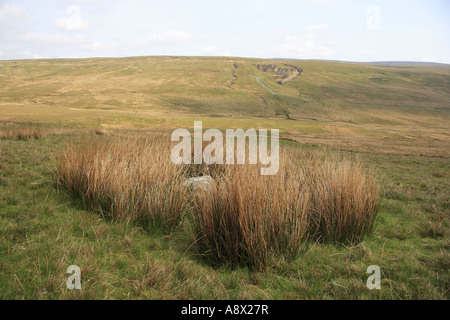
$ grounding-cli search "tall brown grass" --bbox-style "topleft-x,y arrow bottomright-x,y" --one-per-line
0,125 -> 79,141
306,159 -> 380,244
56,134 -> 380,269
191,162 -> 310,269
0,127 -> 43,140
57,135 -> 188,232
191,148 -> 380,269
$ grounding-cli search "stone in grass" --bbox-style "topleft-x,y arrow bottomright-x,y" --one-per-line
184,176 -> 214,191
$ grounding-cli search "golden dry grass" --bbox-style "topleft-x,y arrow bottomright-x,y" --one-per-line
191,148 -> 380,269
0,126 -> 44,141
0,123 -> 80,141
56,134 -> 188,232
191,162 -> 310,269
306,159 -> 380,243
56,133 -> 381,269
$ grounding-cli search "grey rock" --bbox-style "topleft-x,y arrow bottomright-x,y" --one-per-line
184,176 -> 214,191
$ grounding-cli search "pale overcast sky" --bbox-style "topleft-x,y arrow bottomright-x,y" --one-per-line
0,0 -> 449,63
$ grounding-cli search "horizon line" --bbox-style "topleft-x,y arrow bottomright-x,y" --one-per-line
0,54 -> 449,66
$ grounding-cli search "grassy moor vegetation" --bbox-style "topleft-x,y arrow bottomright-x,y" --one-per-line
0,57 -> 449,300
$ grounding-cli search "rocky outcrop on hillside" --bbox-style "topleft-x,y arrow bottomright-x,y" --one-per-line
256,63 -> 303,85
226,62 -> 238,87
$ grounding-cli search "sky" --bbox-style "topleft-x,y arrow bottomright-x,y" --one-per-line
0,0 -> 449,63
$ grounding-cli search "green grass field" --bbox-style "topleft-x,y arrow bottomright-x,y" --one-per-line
0,56 -> 449,299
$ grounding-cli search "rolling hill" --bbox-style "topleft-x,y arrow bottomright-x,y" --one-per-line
1,56 -> 449,156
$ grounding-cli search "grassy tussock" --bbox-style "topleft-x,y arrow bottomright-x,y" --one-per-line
57,135 -> 188,232
0,127 -> 44,140
57,135 -> 380,269
307,160 -> 380,244
192,162 -> 310,269
0,124 -> 80,141
192,149 -> 380,269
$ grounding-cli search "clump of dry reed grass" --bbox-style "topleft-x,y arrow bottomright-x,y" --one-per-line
191,148 -> 380,269
56,133 -> 380,269
94,128 -> 107,136
57,135 -> 188,232
0,124 -> 79,141
306,159 -> 380,244
191,162 -> 310,269
0,127 -> 43,140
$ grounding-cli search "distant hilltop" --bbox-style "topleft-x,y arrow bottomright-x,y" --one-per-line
368,61 -> 450,67
271,58 -> 450,67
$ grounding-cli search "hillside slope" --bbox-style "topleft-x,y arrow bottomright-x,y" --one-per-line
0,56 -> 449,156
